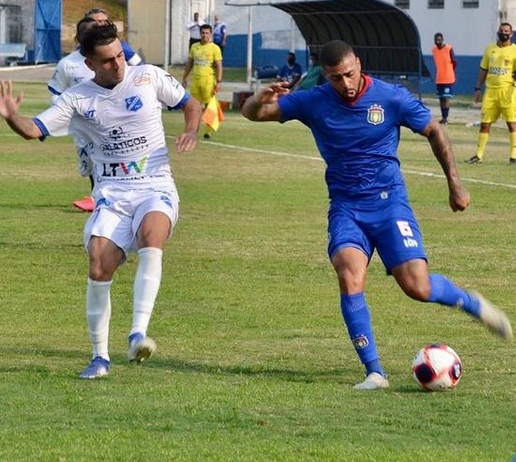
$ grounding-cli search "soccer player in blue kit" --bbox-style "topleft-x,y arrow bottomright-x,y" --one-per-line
242,40 -> 513,390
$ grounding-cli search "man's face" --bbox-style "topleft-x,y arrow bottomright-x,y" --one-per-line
194,13 -> 199,21
287,54 -> 295,65
323,54 -> 362,101
434,35 -> 444,48
498,24 -> 513,42
200,28 -> 212,44
85,39 -> 126,87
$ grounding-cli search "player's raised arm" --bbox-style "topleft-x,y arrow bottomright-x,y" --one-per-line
420,119 -> 470,212
0,80 -> 42,140
241,82 -> 290,122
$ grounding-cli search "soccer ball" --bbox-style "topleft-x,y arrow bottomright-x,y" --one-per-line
412,344 -> 462,391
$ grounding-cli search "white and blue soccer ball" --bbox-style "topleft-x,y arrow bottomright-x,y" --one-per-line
412,344 -> 462,391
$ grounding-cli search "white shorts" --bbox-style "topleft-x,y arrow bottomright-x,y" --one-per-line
84,184 -> 180,255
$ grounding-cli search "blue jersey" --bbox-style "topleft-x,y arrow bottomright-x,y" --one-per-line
278,76 -> 431,201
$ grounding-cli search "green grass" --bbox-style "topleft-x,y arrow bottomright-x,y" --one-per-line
0,83 -> 515,462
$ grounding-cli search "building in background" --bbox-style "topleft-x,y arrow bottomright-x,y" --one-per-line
126,0 -> 516,95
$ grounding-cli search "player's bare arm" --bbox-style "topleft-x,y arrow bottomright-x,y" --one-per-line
182,59 -> 194,87
214,60 -> 223,94
421,119 -> 470,212
175,96 -> 202,153
241,82 -> 290,122
474,68 -> 487,103
0,80 -> 42,140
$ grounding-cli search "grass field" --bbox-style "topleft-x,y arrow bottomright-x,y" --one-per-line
0,82 -> 515,462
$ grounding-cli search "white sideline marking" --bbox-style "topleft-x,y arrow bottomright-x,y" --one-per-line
191,139 -> 516,190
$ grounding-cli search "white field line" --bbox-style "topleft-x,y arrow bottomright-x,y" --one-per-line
184,138 -> 516,190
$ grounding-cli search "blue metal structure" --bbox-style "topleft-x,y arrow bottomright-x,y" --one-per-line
34,0 -> 61,63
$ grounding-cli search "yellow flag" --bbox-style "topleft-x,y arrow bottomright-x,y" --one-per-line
201,96 -> 225,131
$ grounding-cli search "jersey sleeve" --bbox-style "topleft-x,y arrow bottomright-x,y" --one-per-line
47,60 -> 68,97
480,46 -> 490,70
33,93 -> 75,138
122,41 -> 144,66
213,44 -> 222,62
397,86 -> 432,133
277,90 -> 312,125
153,67 -> 187,109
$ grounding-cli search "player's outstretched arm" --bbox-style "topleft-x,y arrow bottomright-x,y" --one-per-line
175,97 -> 202,153
0,80 -> 42,140
420,119 -> 471,212
241,82 -> 290,122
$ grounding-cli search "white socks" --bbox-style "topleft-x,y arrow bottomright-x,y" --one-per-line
86,278 -> 112,361
130,247 -> 163,337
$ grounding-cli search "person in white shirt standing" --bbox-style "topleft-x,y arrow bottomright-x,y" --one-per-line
186,12 -> 205,50
0,23 -> 202,379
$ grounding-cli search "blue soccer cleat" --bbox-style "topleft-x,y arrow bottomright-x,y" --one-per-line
128,332 -> 156,363
79,356 -> 110,379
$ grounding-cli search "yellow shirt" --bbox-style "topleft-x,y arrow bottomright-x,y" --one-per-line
480,42 -> 516,88
189,42 -> 222,79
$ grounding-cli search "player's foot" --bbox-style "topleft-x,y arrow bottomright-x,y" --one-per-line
203,133 -> 211,139
439,119 -> 448,125
470,291 -> 513,341
128,332 -> 157,363
353,372 -> 389,390
465,155 -> 482,164
73,196 -> 95,212
79,356 -> 110,379
510,158 -> 516,165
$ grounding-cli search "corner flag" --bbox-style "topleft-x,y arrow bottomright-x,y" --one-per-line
201,96 -> 225,132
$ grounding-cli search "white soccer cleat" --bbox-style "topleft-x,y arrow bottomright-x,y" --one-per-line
353,372 -> 389,391
471,291 -> 513,341
128,333 -> 157,363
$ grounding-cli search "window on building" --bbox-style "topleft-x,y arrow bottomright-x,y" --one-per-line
395,0 -> 410,9
462,0 -> 479,7
428,0 -> 444,8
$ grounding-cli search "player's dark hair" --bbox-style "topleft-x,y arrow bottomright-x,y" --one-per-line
76,17 -> 98,44
200,24 -> 212,32
434,32 -> 443,39
500,22 -> 513,31
80,22 -> 119,58
320,40 -> 355,67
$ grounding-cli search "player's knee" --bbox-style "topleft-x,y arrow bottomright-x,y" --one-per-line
400,279 -> 431,302
335,267 -> 365,293
88,260 -> 116,281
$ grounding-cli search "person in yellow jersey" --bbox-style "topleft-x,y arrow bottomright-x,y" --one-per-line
467,23 -> 516,164
182,24 -> 223,139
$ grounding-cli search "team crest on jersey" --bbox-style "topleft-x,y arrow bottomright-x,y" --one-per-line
125,95 -> 143,112
367,104 -> 384,125
133,74 -> 151,86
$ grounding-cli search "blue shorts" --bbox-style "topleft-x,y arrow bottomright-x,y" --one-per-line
436,84 -> 454,98
327,189 -> 427,273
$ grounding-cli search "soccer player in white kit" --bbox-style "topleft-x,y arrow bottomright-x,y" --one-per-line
0,23 -> 202,379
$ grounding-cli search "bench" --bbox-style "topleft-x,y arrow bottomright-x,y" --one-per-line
0,43 -> 27,66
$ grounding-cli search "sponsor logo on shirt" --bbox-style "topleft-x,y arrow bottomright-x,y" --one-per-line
83,109 -> 96,119
367,104 -> 384,125
488,66 -> 509,75
100,126 -> 148,154
125,95 -> 143,112
133,74 -> 151,86
101,156 -> 148,177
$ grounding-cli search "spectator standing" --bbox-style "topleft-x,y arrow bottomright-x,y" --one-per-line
466,22 -> 516,164
432,33 -> 457,125
213,14 -> 228,56
242,40 -> 512,390
187,12 -> 205,50
182,24 -> 223,139
277,52 -> 302,90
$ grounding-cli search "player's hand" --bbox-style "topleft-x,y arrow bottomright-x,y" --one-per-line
449,187 -> 471,212
175,131 -> 197,153
256,82 -> 290,104
182,80 -> 188,88
0,80 -> 23,119
473,89 -> 481,104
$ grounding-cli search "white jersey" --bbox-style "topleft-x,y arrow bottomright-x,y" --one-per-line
35,64 -> 187,190
48,50 -> 94,103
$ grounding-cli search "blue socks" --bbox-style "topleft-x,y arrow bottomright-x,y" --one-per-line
340,293 -> 385,377
427,274 -> 481,317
